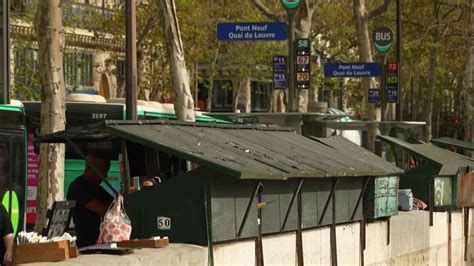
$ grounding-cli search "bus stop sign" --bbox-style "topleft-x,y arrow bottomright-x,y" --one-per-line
373,26 -> 393,54
281,0 -> 301,10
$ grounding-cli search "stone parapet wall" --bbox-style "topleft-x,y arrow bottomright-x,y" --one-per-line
214,209 -> 474,265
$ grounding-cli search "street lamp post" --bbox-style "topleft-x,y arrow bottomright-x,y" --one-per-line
0,0 -> 10,104
123,0 -> 137,195
125,0 -> 137,120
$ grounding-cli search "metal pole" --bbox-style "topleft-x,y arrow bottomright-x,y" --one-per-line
125,0 -> 137,120
396,0 -> 402,121
330,177 -> 338,266
121,140 -> 131,195
381,54 -> 387,121
256,191 -> 264,266
410,74 -> 414,120
288,11 -> 296,112
296,179 -> 304,266
1,0 -> 10,104
339,78 -> 343,111
203,187 -> 214,266
320,53 -> 324,102
195,62 -> 199,108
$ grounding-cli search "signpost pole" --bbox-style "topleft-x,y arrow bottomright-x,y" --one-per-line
380,54 -> 387,121
373,26 -> 394,121
339,78 -> 343,111
287,11 -> 296,112
281,0 -> 301,112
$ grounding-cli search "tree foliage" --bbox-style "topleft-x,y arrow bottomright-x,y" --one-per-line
10,0 -> 472,138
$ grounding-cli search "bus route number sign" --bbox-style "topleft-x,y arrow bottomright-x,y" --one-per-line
386,62 -> 399,103
273,55 -> 287,89
295,38 -> 311,90
297,72 -> 310,81
296,55 -> 310,65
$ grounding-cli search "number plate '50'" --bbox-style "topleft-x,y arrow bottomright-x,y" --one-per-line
157,216 -> 171,230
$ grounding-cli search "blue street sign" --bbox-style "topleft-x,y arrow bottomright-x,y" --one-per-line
217,22 -> 287,41
368,88 -> 380,103
387,85 -> 399,103
324,63 -> 381,77
273,56 -> 287,89
273,73 -> 287,89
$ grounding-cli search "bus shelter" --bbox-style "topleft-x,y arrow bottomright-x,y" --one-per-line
37,120 -> 403,264
377,135 -> 474,225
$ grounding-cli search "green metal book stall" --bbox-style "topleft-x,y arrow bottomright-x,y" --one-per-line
377,135 -> 474,225
37,120 -> 404,265
430,137 -> 474,154
312,136 -> 400,219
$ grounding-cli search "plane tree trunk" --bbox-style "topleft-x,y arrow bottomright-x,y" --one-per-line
158,0 -> 195,121
34,0 -> 66,231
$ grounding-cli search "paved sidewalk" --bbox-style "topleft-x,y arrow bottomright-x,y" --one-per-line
19,244 -> 208,266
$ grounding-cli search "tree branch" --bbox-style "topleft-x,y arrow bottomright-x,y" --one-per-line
253,0 -> 285,22
440,6 -> 458,21
368,0 -> 392,19
137,16 -> 158,47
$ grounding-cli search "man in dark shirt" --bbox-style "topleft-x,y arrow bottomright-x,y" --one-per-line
67,151 -> 113,248
0,204 -> 13,265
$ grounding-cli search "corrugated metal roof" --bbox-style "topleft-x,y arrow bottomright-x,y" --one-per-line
377,135 -> 474,176
38,120 -> 404,180
319,121 -> 426,130
431,137 -> 474,152
312,136 -> 404,175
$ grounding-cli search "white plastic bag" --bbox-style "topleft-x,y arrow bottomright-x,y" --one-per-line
97,195 -> 132,244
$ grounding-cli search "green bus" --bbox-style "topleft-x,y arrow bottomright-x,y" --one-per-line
23,96 -> 229,228
0,100 -> 27,235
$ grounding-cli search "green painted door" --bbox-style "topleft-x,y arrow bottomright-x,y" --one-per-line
373,176 -> 398,218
